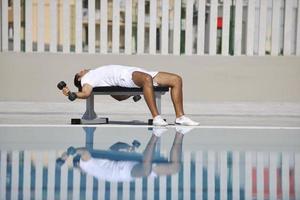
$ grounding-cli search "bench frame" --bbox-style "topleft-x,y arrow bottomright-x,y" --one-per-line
81,86 -> 169,124
83,127 -> 165,162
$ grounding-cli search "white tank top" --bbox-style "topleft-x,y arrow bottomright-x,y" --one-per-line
80,65 -> 158,88
79,158 -> 138,182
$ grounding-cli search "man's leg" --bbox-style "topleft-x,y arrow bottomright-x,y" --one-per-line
132,71 -> 160,118
153,72 -> 184,118
152,132 -> 183,175
131,134 -> 159,177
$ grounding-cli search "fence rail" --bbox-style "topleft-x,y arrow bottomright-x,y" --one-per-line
1,0 -> 300,56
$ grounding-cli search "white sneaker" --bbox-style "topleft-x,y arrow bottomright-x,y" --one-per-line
153,115 -> 168,126
153,127 -> 168,137
175,126 -> 194,135
175,115 -> 199,126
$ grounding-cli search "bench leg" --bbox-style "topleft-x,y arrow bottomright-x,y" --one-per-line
83,127 -> 96,151
155,93 -> 162,114
82,95 -> 97,120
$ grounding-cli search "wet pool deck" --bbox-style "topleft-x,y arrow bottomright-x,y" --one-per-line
1,102 -> 300,200
0,101 -> 300,128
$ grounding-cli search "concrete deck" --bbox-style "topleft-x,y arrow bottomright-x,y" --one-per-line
1,101 -> 300,127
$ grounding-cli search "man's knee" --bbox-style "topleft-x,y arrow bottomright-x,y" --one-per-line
172,75 -> 182,86
168,163 -> 181,174
142,74 -> 153,86
132,71 -> 153,87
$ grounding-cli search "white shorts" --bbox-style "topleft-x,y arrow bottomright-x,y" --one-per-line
122,67 -> 159,88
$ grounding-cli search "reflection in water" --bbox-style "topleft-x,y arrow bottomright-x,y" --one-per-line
0,127 -> 299,200
56,127 -> 183,182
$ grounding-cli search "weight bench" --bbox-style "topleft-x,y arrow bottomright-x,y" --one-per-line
83,127 -> 167,162
74,86 -> 169,124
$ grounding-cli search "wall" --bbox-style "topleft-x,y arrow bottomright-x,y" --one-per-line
0,52 -> 300,102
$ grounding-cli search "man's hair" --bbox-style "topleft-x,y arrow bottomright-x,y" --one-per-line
74,74 -> 82,92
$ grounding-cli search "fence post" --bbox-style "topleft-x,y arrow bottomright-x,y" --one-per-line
245,152 -> 252,200
0,151 -> 7,199
34,152 -> 43,200
63,0 -> 70,53
1,0 -> 8,51
222,0 -> 231,56
234,0 -> 243,55
11,151 -> 20,199
37,0 -> 45,52
220,151 -> 228,200
271,0 -> 281,55
137,0 -> 145,54
283,0 -> 293,55
246,0 -> 255,56
88,0 -> 95,53
173,0 -> 181,55
100,0 -> 108,54
125,0 -> 132,54
0,0 -> 2,51
197,0 -> 205,55
258,0 -> 267,56
112,0 -> 120,53
25,0 -> 33,52
50,0 -> 57,52
47,151 -> 56,200
282,152 -> 290,199
161,0 -> 169,55
269,152 -> 278,200
296,0 -> 300,56
149,0 -> 157,54
75,0 -> 82,53
185,0 -> 193,55
195,151 -> 203,200
207,151 -> 216,200
296,153 -> 300,200
209,0 -> 218,55
256,152 -> 264,200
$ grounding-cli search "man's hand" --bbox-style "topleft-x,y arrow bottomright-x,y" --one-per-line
62,86 -> 70,96
57,81 -> 77,101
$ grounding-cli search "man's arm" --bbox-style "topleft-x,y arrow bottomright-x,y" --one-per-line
62,84 -> 93,99
73,147 -> 92,161
59,147 -> 92,162
75,84 -> 93,99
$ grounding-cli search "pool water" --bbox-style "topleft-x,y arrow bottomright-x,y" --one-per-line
0,126 -> 299,200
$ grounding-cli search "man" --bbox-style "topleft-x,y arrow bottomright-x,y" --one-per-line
62,65 -> 199,126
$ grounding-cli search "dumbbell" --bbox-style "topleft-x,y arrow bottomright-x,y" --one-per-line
67,146 -> 77,156
57,81 -> 77,101
133,95 -> 141,102
132,140 -> 141,148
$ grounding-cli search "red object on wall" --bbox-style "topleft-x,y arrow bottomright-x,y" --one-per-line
217,17 -> 223,29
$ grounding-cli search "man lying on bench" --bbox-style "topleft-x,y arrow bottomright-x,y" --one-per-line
61,65 -> 199,126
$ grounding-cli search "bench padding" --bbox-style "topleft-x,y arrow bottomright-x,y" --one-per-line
92,86 -> 169,92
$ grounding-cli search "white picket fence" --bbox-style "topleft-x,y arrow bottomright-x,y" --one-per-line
1,0 -> 300,56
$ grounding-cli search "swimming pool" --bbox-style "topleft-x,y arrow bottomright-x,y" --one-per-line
0,126 -> 299,200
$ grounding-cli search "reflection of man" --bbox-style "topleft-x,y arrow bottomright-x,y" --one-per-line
58,127 -> 191,182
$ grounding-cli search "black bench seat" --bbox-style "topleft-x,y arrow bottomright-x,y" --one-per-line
79,86 -> 170,124
92,86 -> 169,93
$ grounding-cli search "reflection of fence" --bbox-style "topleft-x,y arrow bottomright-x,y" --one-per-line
1,0 -> 299,56
0,150 -> 299,199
